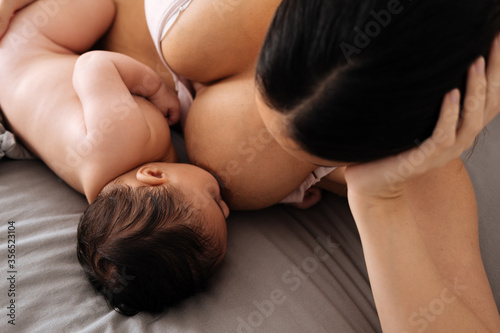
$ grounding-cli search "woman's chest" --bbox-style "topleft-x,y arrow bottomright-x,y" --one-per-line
100,0 -> 176,91
158,0 -> 281,83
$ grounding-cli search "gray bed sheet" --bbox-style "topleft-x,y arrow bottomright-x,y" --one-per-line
0,116 -> 499,333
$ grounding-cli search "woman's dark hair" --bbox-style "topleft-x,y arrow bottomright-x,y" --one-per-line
77,185 -> 225,316
257,0 -> 500,162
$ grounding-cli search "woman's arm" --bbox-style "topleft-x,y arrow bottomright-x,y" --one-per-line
350,187 -> 496,332
71,51 -> 181,200
346,47 -> 500,332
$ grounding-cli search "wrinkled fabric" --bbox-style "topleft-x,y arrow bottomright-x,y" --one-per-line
0,117 -> 34,160
1,116 -> 500,332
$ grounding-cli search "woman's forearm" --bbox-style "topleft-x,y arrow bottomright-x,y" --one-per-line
342,62 -> 500,331
349,193 -> 494,332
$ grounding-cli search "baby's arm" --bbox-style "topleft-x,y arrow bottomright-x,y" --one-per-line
0,0 -> 35,37
71,51 -> 181,196
73,50 -> 180,145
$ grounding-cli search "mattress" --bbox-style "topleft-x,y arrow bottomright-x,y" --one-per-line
1,116 -> 499,332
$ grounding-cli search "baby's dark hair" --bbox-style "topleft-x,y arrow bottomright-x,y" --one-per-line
77,184 -> 225,316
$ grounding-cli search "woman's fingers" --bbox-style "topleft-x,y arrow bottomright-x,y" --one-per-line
376,89 -> 462,183
431,56 -> 488,159
430,89 -> 461,150
458,57 -> 487,148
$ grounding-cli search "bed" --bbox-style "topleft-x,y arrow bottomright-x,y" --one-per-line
1,116 -> 499,333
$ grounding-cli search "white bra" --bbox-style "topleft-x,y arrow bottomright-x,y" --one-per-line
144,0 -> 194,127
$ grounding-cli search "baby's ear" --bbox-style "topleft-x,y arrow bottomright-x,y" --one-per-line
136,165 -> 169,186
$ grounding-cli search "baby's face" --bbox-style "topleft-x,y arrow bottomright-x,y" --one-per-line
110,162 -> 229,243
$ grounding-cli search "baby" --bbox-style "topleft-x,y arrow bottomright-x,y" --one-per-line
0,0 -> 228,315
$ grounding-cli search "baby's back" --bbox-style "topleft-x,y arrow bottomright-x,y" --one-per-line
0,3 -> 83,163
0,0 -> 116,192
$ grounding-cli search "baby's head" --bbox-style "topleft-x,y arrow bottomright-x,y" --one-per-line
77,163 -> 229,315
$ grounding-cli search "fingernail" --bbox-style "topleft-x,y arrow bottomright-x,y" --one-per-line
449,89 -> 460,105
475,56 -> 485,75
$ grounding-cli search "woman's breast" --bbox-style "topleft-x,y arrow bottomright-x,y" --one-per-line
183,75 -> 316,210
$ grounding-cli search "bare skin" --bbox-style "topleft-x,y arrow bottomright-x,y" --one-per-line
343,55 -> 500,332
100,0 -> 334,210
0,0 -> 179,202
99,1 -> 500,330
1,0 -> 499,330
0,0 -> 229,227
259,55 -> 500,331
0,0 -> 32,37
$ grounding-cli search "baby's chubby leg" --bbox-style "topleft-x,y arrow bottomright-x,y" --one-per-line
3,0 -> 114,53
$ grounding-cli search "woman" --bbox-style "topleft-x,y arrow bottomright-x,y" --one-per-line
100,0 -> 326,210
104,0 -> 500,330
2,0 -> 499,329
254,1 -> 500,331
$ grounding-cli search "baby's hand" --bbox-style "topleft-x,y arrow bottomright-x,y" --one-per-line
0,0 -> 36,39
75,50 -> 182,127
146,81 -> 181,126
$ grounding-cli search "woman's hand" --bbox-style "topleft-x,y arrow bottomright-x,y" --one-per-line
0,0 -> 36,38
345,36 -> 500,202
344,36 -> 500,332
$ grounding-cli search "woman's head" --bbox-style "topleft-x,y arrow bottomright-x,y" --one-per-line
256,0 -> 500,164
77,163 -> 229,315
